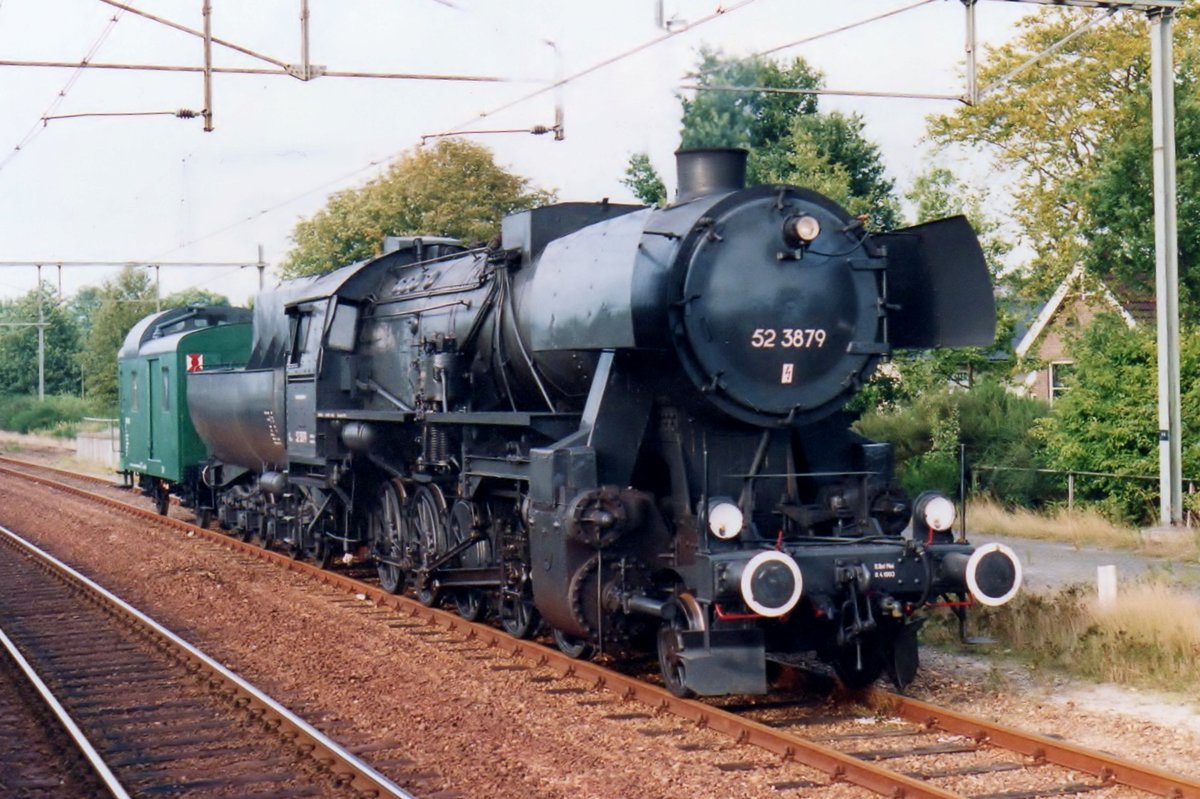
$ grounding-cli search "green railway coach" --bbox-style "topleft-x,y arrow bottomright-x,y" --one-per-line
118,305 -> 253,518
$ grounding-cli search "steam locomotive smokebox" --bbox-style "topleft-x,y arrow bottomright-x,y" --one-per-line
674,148 -> 748,203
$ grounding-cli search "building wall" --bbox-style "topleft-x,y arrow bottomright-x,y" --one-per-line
1027,295 -> 1107,403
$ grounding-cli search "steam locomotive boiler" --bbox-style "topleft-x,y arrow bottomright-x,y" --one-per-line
179,148 -> 1021,696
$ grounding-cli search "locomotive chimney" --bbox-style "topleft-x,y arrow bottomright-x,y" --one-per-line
674,148 -> 747,204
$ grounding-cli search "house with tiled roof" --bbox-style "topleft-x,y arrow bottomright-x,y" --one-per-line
1013,264 -> 1151,403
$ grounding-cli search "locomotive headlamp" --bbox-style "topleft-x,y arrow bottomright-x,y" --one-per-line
915,492 -> 957,532
707,499 -> 744,540
740,551 -> 804,617
783,214 -> 821,247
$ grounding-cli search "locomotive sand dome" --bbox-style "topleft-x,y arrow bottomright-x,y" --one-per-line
166,148 -> 1020,697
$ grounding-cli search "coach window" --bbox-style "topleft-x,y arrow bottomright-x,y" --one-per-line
161,365 -> 171,411
130,370 -> 140,412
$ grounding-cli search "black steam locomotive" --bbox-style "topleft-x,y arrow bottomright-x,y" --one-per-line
135,148 -> 1022,696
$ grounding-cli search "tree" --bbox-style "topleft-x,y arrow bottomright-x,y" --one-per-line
0,284 -> 82,396
1076,77 -> 1200,320
164,288 -> 230,308
281,139 -> 555,278
622,153 -> 666,207
678,48 -> 822,185
927,8 -> 1200,297
1031,314 -> 1200,524
625,49 -> 898,227
70,286 -> 103,342
78,268 -> 157,408
772,112 -> 899,229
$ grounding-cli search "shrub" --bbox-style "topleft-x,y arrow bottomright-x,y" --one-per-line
855,380 -> 1055,506
0,394 -> 103,434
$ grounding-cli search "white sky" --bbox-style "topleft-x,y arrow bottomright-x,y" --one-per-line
0,0 -> 1053,307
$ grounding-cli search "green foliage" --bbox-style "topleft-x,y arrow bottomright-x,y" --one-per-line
69,286 -> 103,342
1029,315 -> 1200,524
680,48 -> 821,183
769,112 -> 899,229
281,139 -> 555,278
673,48 -> 898,229
164,288 -> 230,307
78,268 -> 157,410
855,381 -> 1052,504
927,8 -> 1200,297
621,153 -> 666,207
0,394 -> 99,434
0,284 -> 83,396
1077,75 -> 1200,321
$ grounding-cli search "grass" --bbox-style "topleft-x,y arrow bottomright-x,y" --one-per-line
926,577 -> 1200,698
928,498 -> 1200,695
967,497 -> 1141,548
967,496 -> 1200,560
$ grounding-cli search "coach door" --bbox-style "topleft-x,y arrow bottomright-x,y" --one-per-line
145,358 -> 158,463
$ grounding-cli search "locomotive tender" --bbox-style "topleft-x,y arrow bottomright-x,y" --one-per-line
124,148 -> 1022,696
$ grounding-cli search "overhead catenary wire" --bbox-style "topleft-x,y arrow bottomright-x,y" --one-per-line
153,0 -> 758,263
0,9 -> 126,174
688,0 -> 937,77
421,0 -> 760,140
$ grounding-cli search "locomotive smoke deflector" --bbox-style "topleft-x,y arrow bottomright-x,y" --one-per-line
877,215 -> 997,349
674,147 -> 748,203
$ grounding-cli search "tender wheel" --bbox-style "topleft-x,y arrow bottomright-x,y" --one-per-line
371,480 -> 408,595
657,593 -> 704,698
552,628 -> 593,660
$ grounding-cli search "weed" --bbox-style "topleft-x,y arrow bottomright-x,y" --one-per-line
969,497 -> 1156,552
931,577 -> 1200,698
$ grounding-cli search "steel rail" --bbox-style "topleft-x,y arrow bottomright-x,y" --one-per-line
875,693 -> 1200,799
0,626 -> 131,799
0,515 -> 416,799
5,461 -> 1200,799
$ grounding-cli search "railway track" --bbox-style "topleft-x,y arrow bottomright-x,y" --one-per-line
0,626 -> 116,798
2,456 -> 1199,799
0,515 -> 414,799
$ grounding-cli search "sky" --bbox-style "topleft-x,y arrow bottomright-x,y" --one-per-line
0,0 -> 1054,308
